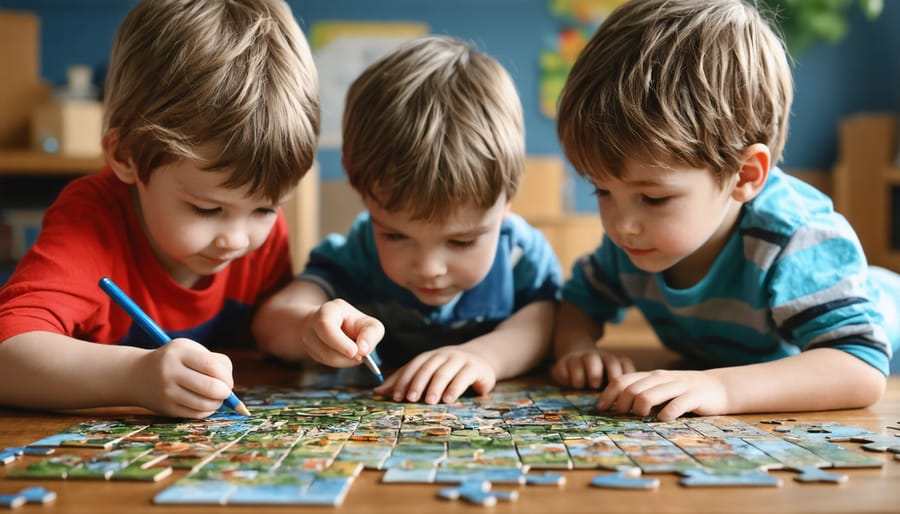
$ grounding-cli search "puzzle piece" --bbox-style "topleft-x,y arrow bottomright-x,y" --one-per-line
850,433 -> 900,453
792,466 -> 848,484
759,418 -> 797,425
679,468 -> 782,487
524,472 -> 566,486
0,447 -> 55,465
590,469 -> 659,489
437,480 -> 517,506
0,487 -> 57,508
773,423 -> 874,441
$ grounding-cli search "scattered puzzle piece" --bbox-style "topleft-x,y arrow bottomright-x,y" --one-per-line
850,433 -> 900,453
679,468 -> 782,487
591,469 -> 659,489
759,418 -> 797,425
437,480 -> 518,506
792,466 -> 848,484
524,472 -> 566,486
773,423 -> 874,441
0,448 -> 51,465
0,487 -> 56,509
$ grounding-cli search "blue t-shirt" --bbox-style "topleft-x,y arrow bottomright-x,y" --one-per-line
563,167 -> 898,375
301,212 -> 562,366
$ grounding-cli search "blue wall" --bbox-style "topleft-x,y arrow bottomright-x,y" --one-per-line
3,0 -> 898,212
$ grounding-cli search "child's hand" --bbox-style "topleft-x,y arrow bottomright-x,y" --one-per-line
298,299 -> 384,368
374,348 -> 496,404
136,338 -> 235,418
551,349 -> 636,389
596,370 -> 728,421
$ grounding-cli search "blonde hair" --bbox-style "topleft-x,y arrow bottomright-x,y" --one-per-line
557,0 -> 792,185
342,35 -> 524,221
103,0 -> 320,202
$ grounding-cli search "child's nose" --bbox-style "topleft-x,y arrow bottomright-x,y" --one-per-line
414,251 -> 447,278
615,212 -> 642,236
215,223 -> 249,251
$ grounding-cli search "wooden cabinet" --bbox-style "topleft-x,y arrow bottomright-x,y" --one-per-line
833,113 -> 899,271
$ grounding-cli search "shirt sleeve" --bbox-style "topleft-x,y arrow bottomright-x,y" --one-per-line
298,212 -> 378,299
767,217 -> 892,375
561,235 -> 632,324
507,214 -> 562,308
0,183 -> 116,341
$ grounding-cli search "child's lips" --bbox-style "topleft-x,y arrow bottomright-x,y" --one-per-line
624,247 -> 653,256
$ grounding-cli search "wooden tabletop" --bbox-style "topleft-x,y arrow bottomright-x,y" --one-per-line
2,341 -> 899,514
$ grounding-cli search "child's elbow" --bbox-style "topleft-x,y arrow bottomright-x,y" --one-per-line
853,368 -> 887,408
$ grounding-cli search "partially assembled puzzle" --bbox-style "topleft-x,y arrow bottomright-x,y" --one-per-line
3,376 -> 899,506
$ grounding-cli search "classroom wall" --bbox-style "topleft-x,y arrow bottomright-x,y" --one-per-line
2,0 -> 898,213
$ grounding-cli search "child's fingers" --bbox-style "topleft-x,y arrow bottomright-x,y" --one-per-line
583,353 -> 606,389
164,339 -> 234,389
312,302 -> 362,359
346,318 -> 385,356
421,355 -> 468,404
550,360 -> 570,386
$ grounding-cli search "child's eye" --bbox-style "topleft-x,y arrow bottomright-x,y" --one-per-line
255,208 -> 277,216
642,195 -> 670,206
449,239 -> 476,249
382,233 -> 406,242
591,187 -> 609,197
191,205 -> 221,217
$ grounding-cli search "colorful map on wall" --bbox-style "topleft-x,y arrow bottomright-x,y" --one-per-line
540,0 -> 626,118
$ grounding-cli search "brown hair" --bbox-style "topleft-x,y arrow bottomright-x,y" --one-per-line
557,0 -> 792,185
342,35 -> 524,221
104,0 -> 320,201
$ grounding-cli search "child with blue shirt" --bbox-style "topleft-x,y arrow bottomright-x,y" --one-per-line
255,36 -> 562,404
551,0 -> 899,420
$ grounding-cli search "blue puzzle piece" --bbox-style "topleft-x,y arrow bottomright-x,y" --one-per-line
0,494 -> 26,508
591,470 -> 659,489
524,472 -> 566,486
792,466 -> 848,484
438,480 -> 518,506
679,468 -> 782,487
0,487 -> 56,508
18,487 -> 56,504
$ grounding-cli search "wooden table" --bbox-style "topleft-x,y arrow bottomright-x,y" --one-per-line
2,342 -> 899,514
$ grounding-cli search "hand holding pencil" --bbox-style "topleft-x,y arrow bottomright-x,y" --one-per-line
99,277 -> 251,418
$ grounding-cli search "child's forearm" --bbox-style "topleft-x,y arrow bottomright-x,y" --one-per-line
252,280 -> 326,361
709,348 -> 886,413
461,301 -> 555,380
553,301 -> 604,358
0,331 -> 148,410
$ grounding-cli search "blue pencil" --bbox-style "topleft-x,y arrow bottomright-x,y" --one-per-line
98,276 -> 251,417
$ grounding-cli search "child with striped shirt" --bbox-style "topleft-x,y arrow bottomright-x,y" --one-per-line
551,0 -> 899,420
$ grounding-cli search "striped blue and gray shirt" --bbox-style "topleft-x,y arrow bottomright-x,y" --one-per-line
563,167 -> 899,375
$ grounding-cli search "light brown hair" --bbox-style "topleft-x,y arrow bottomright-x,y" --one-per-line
104,0 -> 320,202
342,35 -> 524,221
557,0 -> 792,185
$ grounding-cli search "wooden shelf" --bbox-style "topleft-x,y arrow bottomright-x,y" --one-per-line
0,149 -> 104,175
884,167 -> 900,185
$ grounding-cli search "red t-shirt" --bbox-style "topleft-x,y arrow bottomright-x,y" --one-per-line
0,168 -> 292,349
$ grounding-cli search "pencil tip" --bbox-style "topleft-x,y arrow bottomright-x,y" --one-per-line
235,402 -> 251,417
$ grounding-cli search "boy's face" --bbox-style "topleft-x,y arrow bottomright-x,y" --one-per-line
590,159 -> 743,286
364,195 -> 510,307
132,159 -> 286,288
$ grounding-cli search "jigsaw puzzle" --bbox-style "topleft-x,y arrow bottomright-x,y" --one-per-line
2,378 -> 897,506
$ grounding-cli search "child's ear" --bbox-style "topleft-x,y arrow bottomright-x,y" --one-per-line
732,143 -> 770,202
102,129 -> 139,184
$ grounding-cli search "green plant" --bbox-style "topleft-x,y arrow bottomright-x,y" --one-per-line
761,0 -> 884,57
